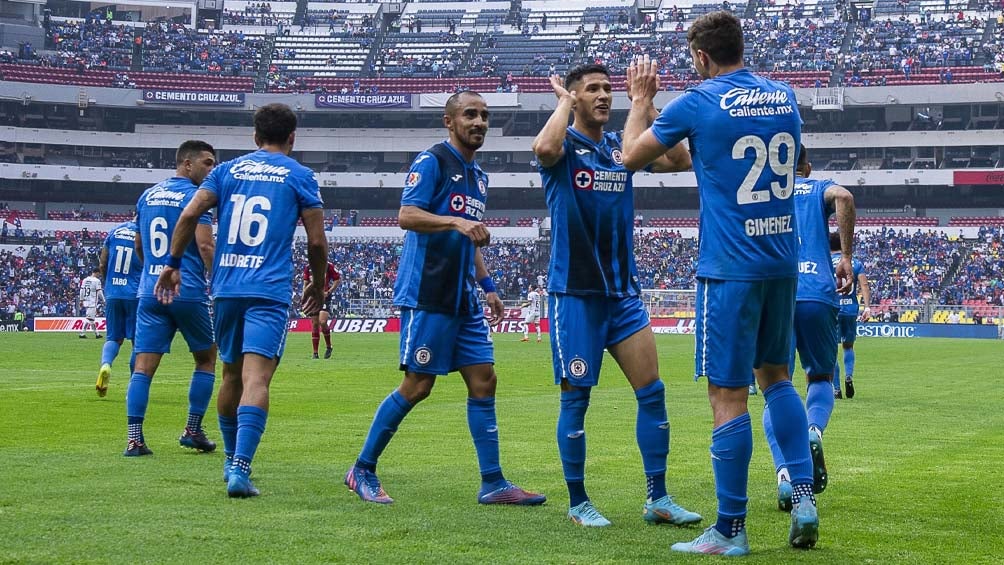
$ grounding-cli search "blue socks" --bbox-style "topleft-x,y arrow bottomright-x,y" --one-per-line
357,390 -> 413,471
762,400 -> 786,475
234,405 -> 267,473
806,379 -> 835,432
467,397 -> 505,488
101,341 -> 120,366
186,370 -> 216,431
844,348 -> 856,379
219,415 -> 237,457
711,412 -> 752,537
125,372 -> 152,442
558,387 -> 590,506
832,361 -> 841,392
762,380 -> 812,487
635,379 -> 669,500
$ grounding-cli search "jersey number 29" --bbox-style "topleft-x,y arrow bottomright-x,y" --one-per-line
732,132 -> 796,205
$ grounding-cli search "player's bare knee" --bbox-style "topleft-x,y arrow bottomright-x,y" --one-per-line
400,373 -> 435,404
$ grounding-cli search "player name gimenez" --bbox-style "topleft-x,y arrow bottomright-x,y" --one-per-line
745,214 -> 794,237
219,253 -> 266,268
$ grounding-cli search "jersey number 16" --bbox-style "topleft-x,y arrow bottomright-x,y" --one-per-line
227,195 -> 271,246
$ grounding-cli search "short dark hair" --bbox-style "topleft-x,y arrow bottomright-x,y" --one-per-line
445,90 -> 483,117
797,144 -> 808,169
253,103 -> 297,145
564,63 -> 610,90
175,140 -> 215,166
829,231 -> 841,251
688,11 -> 744,67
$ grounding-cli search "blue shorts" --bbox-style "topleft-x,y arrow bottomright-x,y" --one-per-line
134,298 -> 214,355
214,297 -> 289,364
399,306 -> 494,376
548,293 -> 650,387
695,277 -> 795,388
105,298 -> 138,342
791,301 -> 838,378
838,314 -> 857,344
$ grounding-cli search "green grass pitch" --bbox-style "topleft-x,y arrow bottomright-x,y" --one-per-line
1,333 -> 1002,564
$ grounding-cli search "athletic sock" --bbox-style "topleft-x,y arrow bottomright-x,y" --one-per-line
832,361 -> 842,392
844,348 -> 856,379
125,372 -> 152,441
762,400 -> 786,474
762,380 -> 812,486
806,379 -> 835,432
635,380 -> 669,500
218,415 -> 237,457
558,387 -> 590,507
233,405 -> 267,473
792,482 -> 817,506
357,390 -> 413,470
186,370 -> 215,431
467,397 -> 505,489
311,327 -> 320,354
322,327 -> 331,348
100,340 -> 120,366
711,412 -> 752,538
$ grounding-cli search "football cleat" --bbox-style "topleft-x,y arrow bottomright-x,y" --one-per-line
643,494 -> 703,525
123,440 -> 153,457
844,378 -> 855,399
520,337 -> 529,342
833,388 -> 842,399
777,480 -> 794,512
95,334 -> 103,339
809,430 -> 828,494
96,363 -> 111,397
223,455 -> 233,483
477,481 -> 546,505
179,427 -> 217,452
79,334 -> 87,339
789,495 -> 819,548
344,465 -> 393,504
227,467 -> 260,498
312,353 -> 319,359
536,338 -> 542,343
568,501 -> 611,527
671,526 -> 750,556
324,346 -> 333,359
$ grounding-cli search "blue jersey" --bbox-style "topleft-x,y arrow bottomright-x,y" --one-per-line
137,178 -> 212,302
832,253 -> 864,315
794,176 -> 837,306
539,127 -> 640,296
651,68 -> 801,280
102,221 -> 142,299
202,149 -> 323,304
394,141 -> 488,314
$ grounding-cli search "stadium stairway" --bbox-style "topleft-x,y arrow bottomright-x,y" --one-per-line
255,35 -> 278,93
504,1 -> 521,27
939,240 -> 972,295
832,18 -> 857,87
131,28 -> 143,73
293,0 -> 309,29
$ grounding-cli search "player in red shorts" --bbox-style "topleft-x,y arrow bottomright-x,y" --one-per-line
304,261 -> 341,359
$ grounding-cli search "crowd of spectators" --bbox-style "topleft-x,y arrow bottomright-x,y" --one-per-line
221,3 -> 292,27
41,20 -> 133,70
142,22 -> 263,75
743,17 -> 846,72
6,226 -> 1004,325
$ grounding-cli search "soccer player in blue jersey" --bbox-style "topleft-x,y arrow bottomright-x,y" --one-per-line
532,63 -> 699,528
831,231 -> 870,399
125,140 -> 218,457
763,145 -> 856,511
95,219 -> 142,397
157,104 -> 329,498
622,12 -> 831,554
345,91 -> 545,507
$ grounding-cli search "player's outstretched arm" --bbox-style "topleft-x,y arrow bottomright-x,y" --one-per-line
623,56 -> 672,171
301,207 -> 329,316
399,205 -> 490,247
858,274 -> 872,322
475,248 -> 504,325
825,184 -> 856,294
531,75 -> 575,169
624,56 -> 691,173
